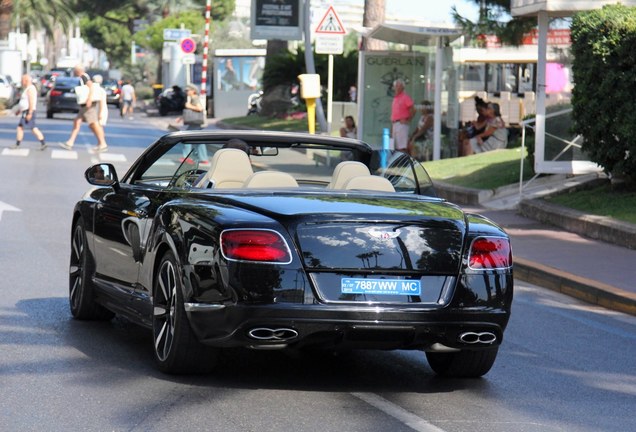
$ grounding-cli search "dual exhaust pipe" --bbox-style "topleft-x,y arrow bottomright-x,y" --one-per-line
458,331 -> 497,345
247,327 -> 298,341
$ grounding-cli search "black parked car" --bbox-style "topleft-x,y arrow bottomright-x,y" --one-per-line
69,131 -> 513,377
46,76 -> 81,118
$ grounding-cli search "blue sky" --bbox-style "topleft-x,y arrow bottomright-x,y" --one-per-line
387,0 -> 479,23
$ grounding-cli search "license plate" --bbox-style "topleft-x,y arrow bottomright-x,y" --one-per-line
341,278 -> 421,296
64,93 -> 76,98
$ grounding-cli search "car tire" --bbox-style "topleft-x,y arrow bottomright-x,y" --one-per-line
152,250 -> 219,374
425,347 -> 499,378
69,217 -> 115,321
46,110 -> 53,119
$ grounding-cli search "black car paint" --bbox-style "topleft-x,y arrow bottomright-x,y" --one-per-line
72,131 -> 512,363
46,76 -> 81,118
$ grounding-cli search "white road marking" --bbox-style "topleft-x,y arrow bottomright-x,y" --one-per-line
99,153 -> 127,162
351,392 -> 446,432
0,201 -> 21,222
51,149 -> 78,160
2,148 -> 29,157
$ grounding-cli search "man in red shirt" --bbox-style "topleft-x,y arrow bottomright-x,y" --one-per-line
390,79 -> 415,153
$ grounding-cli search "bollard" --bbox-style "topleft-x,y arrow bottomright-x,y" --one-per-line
381,127 -> 390,169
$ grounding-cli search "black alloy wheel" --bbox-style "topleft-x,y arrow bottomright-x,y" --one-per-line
69,217 -> 114,320
152,251 -> 218,374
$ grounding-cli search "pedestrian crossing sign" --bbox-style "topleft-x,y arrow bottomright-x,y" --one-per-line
315,6 -> 346,35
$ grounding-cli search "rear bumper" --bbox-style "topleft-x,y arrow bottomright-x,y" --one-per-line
185,303 -> 510,351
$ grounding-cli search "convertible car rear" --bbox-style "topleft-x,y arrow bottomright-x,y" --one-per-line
69,131 -> 513,377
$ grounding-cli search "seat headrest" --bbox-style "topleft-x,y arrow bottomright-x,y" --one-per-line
243,171 -> 299,188
343,175 -> 395,192
195,148 -> 253,188
327,161 -> 370,189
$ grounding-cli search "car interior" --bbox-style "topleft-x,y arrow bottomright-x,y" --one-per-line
130,140 -> 434,196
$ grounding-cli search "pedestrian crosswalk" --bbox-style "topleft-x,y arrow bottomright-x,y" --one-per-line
2,146 -> 128,162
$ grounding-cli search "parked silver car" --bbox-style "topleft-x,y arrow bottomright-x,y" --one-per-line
0,74 -> 17,106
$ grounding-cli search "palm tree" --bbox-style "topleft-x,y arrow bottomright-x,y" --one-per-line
1,0 -> 74,39
361,0 -> 386,50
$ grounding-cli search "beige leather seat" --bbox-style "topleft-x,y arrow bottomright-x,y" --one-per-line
343,175 -> 396,192
243,171 -> 299,188
327,161 -> 370,189
195,149 -> 253,188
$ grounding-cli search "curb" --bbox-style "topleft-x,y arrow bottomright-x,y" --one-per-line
514,257 -> 636,316
519,199 -> 636,250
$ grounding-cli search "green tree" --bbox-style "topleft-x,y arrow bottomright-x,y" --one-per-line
134,11 -> 205,54
571,4 -> 636,184
452,0 -> 535,47
150,0 -> 235,20
80,14 -> 131,68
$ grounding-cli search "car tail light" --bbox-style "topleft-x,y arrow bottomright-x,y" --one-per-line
50,90 -> 62,97
114,88 -> 120,95
468,237 -> 512,270
221,229 -> 291,263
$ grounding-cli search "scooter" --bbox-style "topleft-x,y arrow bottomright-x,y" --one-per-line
247,90 -> 263,115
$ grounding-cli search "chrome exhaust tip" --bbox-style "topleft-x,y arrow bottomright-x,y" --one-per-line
458,331 -> 497,345
247,327 -> 299,341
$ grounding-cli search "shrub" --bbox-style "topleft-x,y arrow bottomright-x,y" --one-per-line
571,4 -> 636,183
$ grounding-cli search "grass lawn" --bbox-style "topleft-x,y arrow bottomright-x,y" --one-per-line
423,148 -> 533,190
544,184 -> 636,225
222,115 -> 319,133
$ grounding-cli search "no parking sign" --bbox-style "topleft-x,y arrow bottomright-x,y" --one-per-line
180,37 -> 196,54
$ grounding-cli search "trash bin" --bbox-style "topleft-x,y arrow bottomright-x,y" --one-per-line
152,84 -> 164,99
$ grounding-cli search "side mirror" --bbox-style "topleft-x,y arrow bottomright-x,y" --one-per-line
85,163 -> 119,189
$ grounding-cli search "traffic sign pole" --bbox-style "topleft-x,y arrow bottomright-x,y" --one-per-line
327,54 -> 333,134
314,5 -> 346,135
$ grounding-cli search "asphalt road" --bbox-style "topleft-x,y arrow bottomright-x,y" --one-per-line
1,105 -> 635,432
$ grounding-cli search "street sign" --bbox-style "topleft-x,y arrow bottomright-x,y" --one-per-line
180,37 -> 196,54
182,54 -> 196,64
315,34 -> 343,55
315,5 -> 346,35
163,28 -> 191,41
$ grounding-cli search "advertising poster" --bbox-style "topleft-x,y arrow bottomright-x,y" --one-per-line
358,52 -> 432,148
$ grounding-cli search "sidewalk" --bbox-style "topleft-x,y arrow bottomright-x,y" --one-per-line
436,175 -> 636,316
475,207 -> 636,316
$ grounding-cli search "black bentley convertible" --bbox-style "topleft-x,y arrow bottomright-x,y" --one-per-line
69,131 -> 513,377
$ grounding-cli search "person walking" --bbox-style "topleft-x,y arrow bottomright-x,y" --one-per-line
59,64 -> 108,153
390,79 -> 415,153
12,74 -> 47,150
91,74 -> 109,127
175,84 -> 208,163
120,79 -> 136,119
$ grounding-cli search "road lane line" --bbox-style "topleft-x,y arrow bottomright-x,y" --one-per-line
351,392 -> 446,432
2,148 -> 29,157
99,153 -> 127,162
0,201 -> 21,222
51,149 -> 78,160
